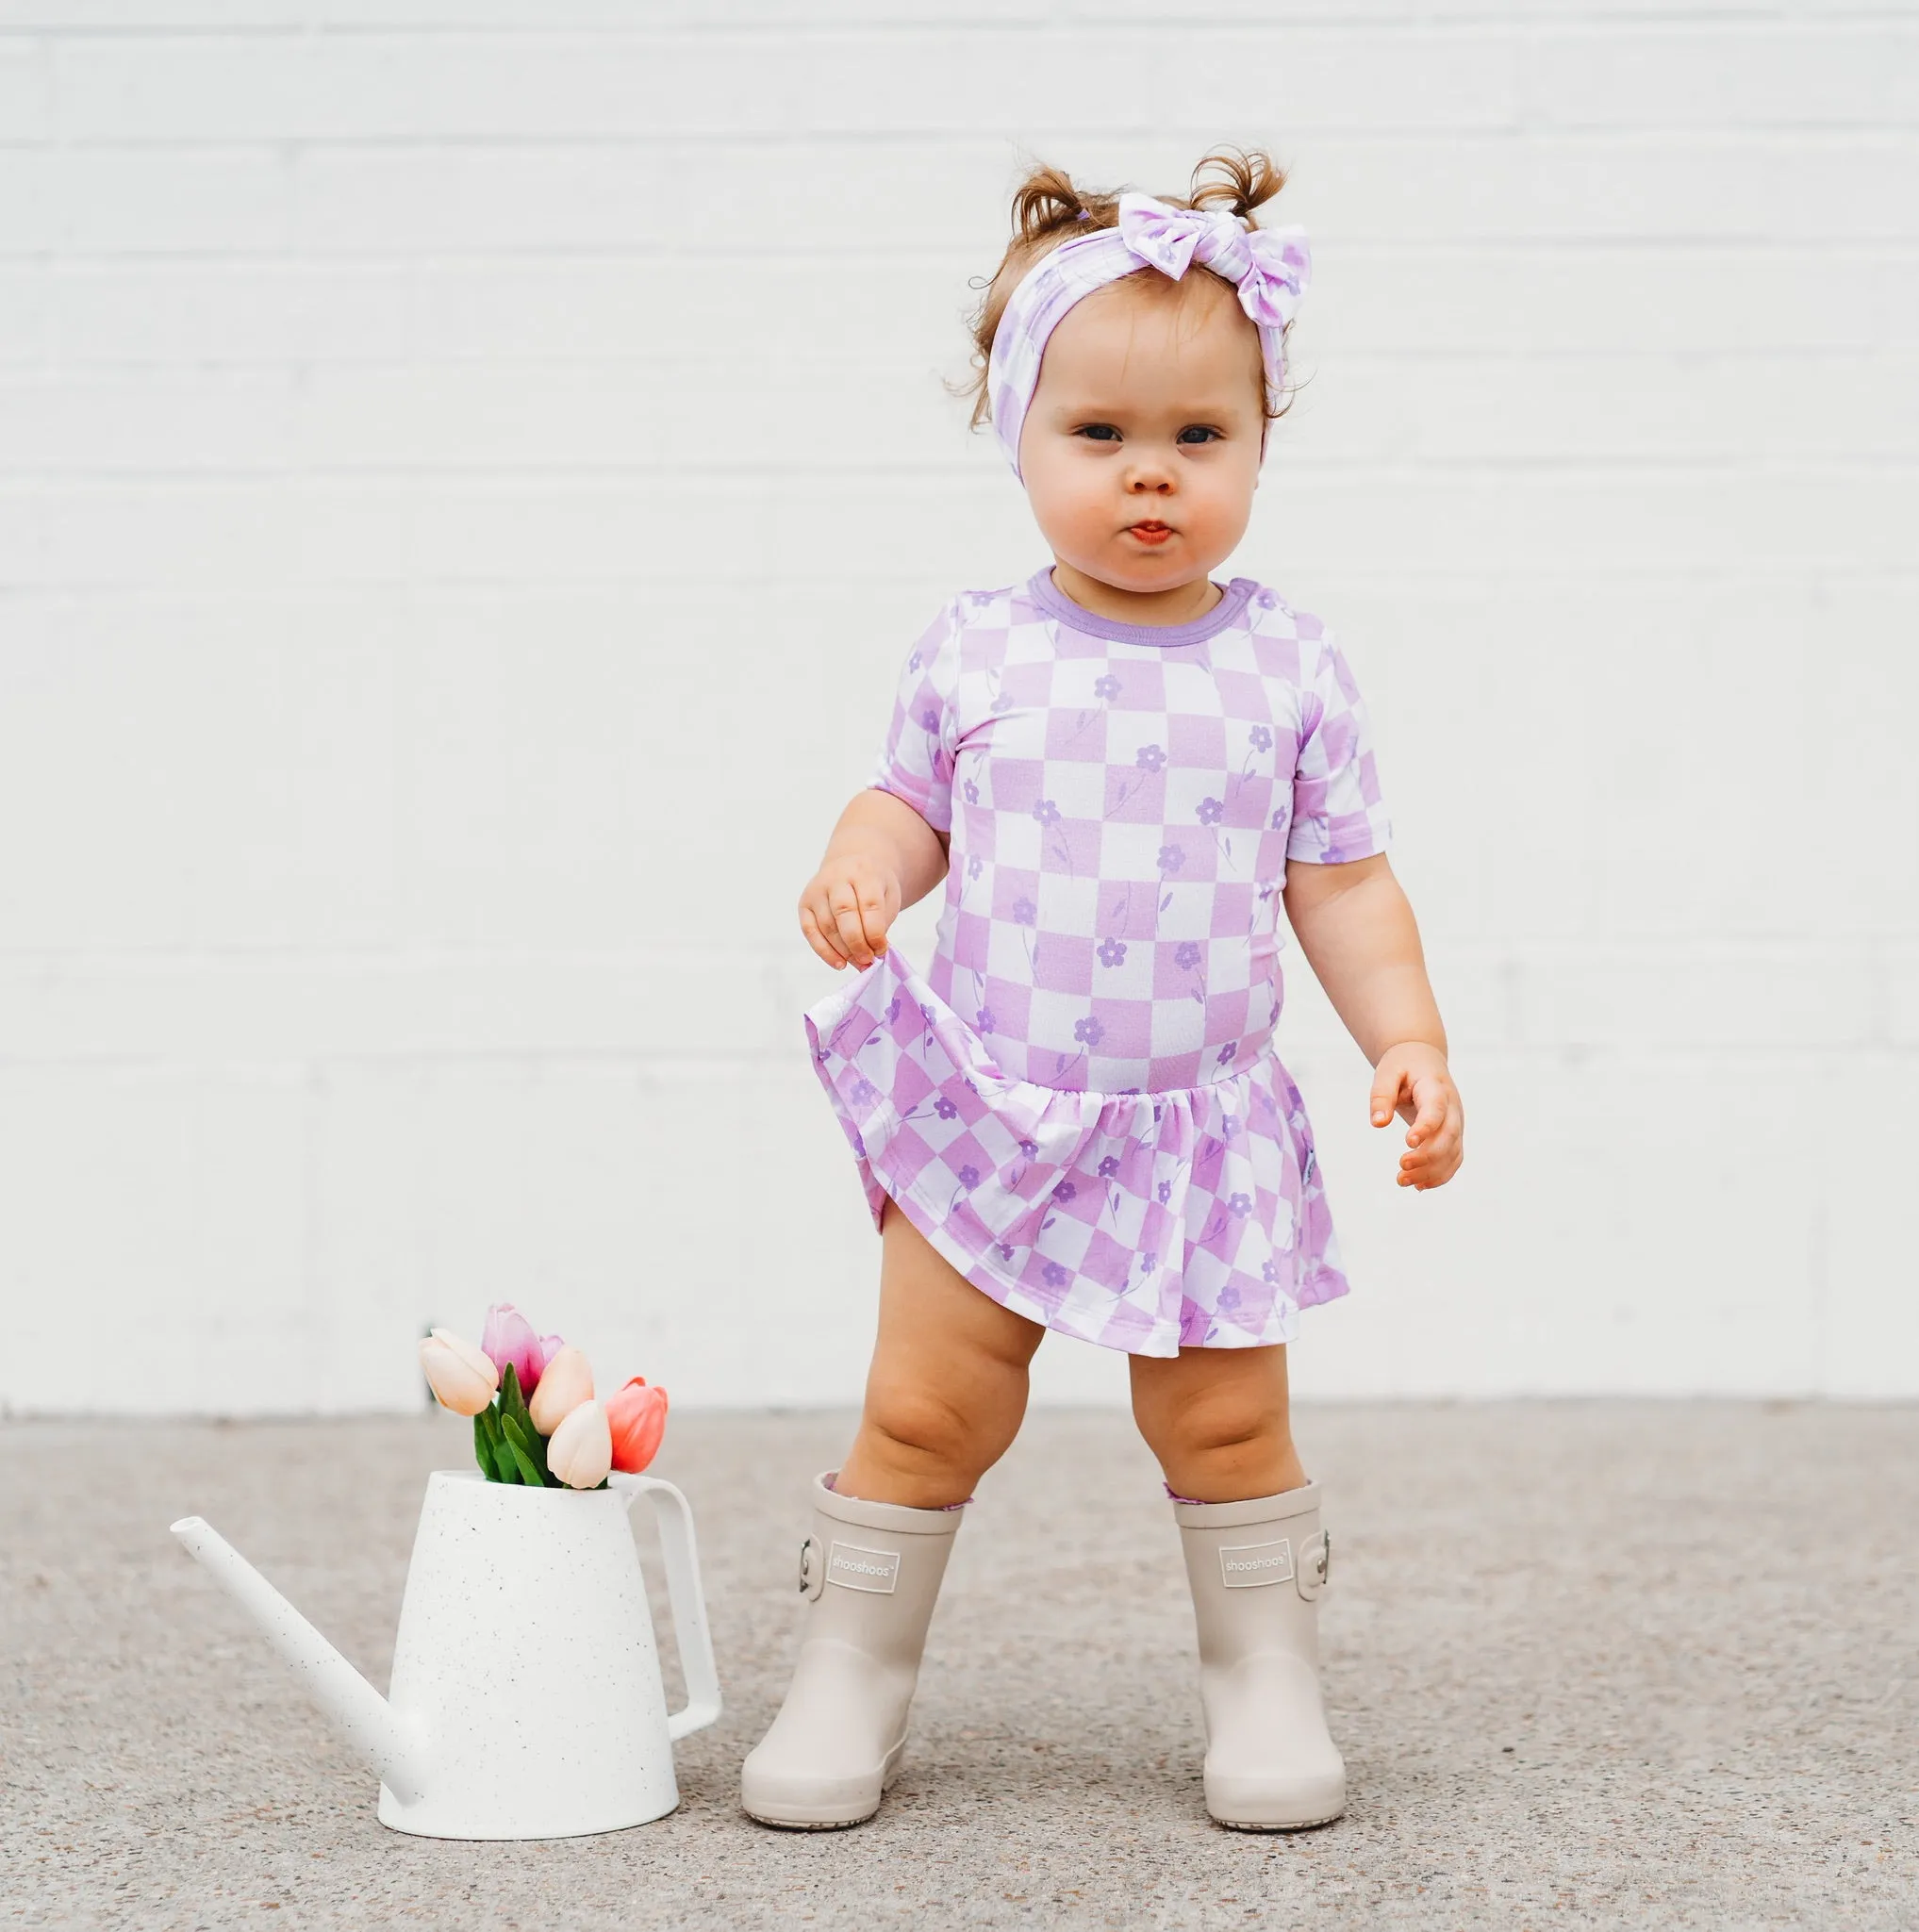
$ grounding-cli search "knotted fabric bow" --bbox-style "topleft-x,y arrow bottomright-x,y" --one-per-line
985,191 -> 1312,480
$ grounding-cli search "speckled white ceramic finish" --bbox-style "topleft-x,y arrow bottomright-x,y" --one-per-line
173,1467 -> 720,1841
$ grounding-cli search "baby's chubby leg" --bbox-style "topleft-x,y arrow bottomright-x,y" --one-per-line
1130,1344 -> 1310,1504
833,1197 -> 1046,1509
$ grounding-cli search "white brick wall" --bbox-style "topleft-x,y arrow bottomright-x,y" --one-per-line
1,4 -> 1913,1413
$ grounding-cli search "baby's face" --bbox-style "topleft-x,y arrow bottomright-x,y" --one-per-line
1017,272 -> 1266,594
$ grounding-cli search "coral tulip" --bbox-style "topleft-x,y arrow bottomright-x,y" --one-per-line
546,1398 -> 613,1490
419,1328 -> 499,1417
605,1377 -> 670,1474
526,1344 -> 594,1435
481,1302 -> 564,1396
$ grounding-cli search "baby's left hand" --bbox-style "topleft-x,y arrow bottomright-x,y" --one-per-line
1369,1043 -> 1464,1191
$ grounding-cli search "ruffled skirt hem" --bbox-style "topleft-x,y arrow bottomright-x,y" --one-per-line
803,947 -> 1350,1359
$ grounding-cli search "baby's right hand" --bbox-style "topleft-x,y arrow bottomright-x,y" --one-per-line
798,850 -> 902,971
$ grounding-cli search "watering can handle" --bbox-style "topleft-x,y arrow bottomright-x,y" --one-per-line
611,1474 -> 723,1742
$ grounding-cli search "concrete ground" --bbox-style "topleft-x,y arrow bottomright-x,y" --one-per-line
4,1405 -> 1915,1930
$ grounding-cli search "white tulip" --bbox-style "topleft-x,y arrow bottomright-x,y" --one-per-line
527,1345 -> 594,1434
545,1399 -> 613,1490
419,1329 -> 498,1417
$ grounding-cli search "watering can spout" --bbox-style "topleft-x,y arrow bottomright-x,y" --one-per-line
170,1515 -> 429,1806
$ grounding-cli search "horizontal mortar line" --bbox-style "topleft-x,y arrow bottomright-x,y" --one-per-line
6,128 -> 1919,156
0,955 -> 831,973
8,569 -> 1916,592
0,937 -> 1903,964
0,1051 -> 831,1074
0,556 -> 1911,579
6,458 -> 1918,481
3,461 -> 1917,486
12,342 -> 1909,360
6,563 -> 1913,591
8,349 -> 1912,370
6,11 -> 1918,34
3,21 -> 1916,47
8,571 -> 1916,604
11,240 -> 1919,263
0,364 -> 1903,383
7,9 -> 1918,26
0,1048 -> 1911,1077
4,245 -> 1913,272
0,127 -> 1546,155
7,235 -> 1915,261
6,36 -> 1918,63
8,124 -> 1919,153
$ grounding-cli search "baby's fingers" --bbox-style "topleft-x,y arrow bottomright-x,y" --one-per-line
1398,1122 -> 1460,1175
1398,1100 -> 1464,1189
798,898 -> 850,970
826,888 -> 878,968
1402,1076 -> 1451,1148
1368,1063 -> 1407,1130
826,869 -> 898,969
1398,1135 -> 1464,1188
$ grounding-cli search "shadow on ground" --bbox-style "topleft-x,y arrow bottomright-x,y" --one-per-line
4,1404 -> 1915,1928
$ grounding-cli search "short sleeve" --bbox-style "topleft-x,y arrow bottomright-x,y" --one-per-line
1286,629 -> 1392,865
868,598 -> 963,836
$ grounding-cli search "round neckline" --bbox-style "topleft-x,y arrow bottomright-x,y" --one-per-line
1025,566 -> 1255,648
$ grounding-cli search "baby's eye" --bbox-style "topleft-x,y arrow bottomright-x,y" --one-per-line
1177,425 -> 1221,445
1075,423 -> 1122,442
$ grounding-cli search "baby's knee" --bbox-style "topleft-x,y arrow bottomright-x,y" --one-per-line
1135,1383 -> 1290,1470
861,1382 -> 998,1478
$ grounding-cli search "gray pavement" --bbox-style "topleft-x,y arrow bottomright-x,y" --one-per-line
4,1404 -> 1915,1929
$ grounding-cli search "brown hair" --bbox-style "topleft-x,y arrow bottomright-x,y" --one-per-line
951,145 -> 1295,435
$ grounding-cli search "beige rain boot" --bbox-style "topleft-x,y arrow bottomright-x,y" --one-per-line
1174,1481 -> 1346,1830
740,1469 -> 967,1829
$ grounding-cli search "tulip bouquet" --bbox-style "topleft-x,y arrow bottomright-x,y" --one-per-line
419,1303 -> 669,1493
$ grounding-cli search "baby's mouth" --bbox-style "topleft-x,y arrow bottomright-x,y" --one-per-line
1128,520 -> 1173,544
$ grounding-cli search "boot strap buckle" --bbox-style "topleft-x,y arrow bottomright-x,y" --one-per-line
1297,1529 -> 1331,1601
798,1534 -> 825,1601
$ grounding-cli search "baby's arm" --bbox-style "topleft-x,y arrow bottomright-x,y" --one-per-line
1282,853 -> 1464,1191
798,788 -> 949,972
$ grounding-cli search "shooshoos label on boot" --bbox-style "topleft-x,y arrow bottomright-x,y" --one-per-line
1218,1538 -> 1294,1588
825,1540 -> 902,1593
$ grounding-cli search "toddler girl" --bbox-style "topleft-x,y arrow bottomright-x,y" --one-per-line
742,148 -> 1463,1833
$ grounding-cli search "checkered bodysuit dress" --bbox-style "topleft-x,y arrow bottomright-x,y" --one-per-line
804,566 -> 1392,1356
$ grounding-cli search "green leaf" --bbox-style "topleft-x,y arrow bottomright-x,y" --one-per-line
474,1406 -> 510,1483
500,1412 -> 552,1488
504,1435 -> 544,1488
472,1412 -> 496,1480
497,1364 -> 551,1481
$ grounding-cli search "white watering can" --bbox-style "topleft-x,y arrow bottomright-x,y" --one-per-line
171,1468 -> 721,1840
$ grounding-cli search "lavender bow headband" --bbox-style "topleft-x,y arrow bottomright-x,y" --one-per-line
986,191 -> 1312,481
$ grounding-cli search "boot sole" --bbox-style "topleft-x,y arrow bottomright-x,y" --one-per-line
1215,1808 -> 1345,1833
741,1808 -> 873,1831
739,1742 -> 905,1831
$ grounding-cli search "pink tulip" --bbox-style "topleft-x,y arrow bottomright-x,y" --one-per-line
480,1302 -> 562,1395
527,1344 -> 594,1435
419,1329 -> 499,1417
605,1377 -> 670,1474
546,1398 -> 613,1490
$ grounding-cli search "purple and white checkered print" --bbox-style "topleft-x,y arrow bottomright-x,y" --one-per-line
804,567 -> 1390,1358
